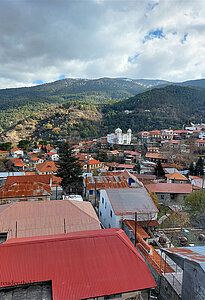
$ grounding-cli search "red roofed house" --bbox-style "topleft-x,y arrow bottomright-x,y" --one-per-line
145,183 -> 194,205
36,161 -> 58,175
0,150 -> 9,159
10,148 -> 24,158
0,228 -> 156,299
46,152 -> 59,161
0,181 -> 51,204
195,139 -> 205,149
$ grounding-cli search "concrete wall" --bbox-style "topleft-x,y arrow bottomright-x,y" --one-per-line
182,261 -> 205,300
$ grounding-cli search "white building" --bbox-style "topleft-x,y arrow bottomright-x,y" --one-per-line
107,128 -> 132,145
99,188 -> 158,229
10,148 -> 24,158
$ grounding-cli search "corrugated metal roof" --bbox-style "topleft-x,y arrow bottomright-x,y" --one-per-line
0,182 -> 51,198
0,200 -> 101,238
6,174 -> 52,185
0,228 -> 156,299
106,188 -> 158,215
163,246 -> 205,272
145,183 -> 193,194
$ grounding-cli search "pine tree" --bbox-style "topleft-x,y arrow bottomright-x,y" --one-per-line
57,142 -> 83,193
133,160 -> 141,174
195,157 -> 204,176
154,160 -> 165,178
189,162 -> 194,175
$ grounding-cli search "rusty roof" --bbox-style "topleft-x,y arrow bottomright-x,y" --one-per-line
0,200 -> 101,239
0,182 -> 51,199
85,174 -> 130,190
6,174 -> 52,185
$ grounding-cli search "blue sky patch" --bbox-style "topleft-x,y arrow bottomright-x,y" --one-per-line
128,53 -> 140,63
59,74 -> 65,80
33,80 -> 44,85
143,28 -> 165,43
181,33 -> 188,44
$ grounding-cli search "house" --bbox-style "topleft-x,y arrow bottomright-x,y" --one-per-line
0,150 -> 9,159
145,183 -> 194,205
83,173 -> 132,205
46,152 -> 59,161
0,200 -> 101,240
36,161 -> 58,174
165,172 -> 189,184
29,156 -> 44,168
0,228 -> 156,300
107,128 -> 132,145
10,148 -> 24,158
99,188 -> 158,229
162,246 -> 205,300
145,153 -> 168,163
189,175 -> 205,189
0,181 -> 51,204
195,139 -> 205,149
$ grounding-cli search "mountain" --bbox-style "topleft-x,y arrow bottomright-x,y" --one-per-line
103,85 -> 205,133
0,78 -> 205,143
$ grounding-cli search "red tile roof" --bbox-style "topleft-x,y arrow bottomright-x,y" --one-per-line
36,161 -> 58,173
0,228 -> 156,299
88,158 -> 102,165
146,153 -> 168,159
11,148 -> 22,152
30,156 -> 41,161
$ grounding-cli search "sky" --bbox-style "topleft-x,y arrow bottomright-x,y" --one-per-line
1,0 -> 205,88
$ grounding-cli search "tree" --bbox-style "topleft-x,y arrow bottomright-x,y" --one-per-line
189,162 -> 194,175
133,160 -> 141,174
57,142 -> 83,194
184,189 -> 205,216
194,157 -> 204,176
0,142 -> 12,151
18,139 -> 30,151
154,160 -> 165,178
148,191 -> 159,207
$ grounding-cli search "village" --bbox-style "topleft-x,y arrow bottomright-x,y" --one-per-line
0,123 -> 205,300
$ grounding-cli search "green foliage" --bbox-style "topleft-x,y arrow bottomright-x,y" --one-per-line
189,162 -> 194,175
184,189 -> 205,216
57,142 -> 83,192
0,142 -> 12,151
194,157 -> 204,176
154,160 -> 165,178
133,161 -> 141,174
18,140 -> 30,151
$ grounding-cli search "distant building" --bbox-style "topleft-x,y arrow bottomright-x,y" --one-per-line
10,148 -> 24,158
107,128 -> 132,144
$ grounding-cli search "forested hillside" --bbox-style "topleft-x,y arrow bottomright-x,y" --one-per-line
0,78 -> 205,143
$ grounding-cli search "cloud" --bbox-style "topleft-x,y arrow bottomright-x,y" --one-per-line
0,0 -> 205,88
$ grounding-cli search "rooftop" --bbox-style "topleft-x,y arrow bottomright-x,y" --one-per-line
0,228 -> 156,299
105,188 -> 158,215
0,200 -> 100,239
36,161 -> 58,173
145,183 -> 193,194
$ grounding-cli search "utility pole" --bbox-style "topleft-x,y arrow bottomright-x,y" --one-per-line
134,212 -> 137,246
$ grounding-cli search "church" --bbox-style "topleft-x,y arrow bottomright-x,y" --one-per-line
107,128 -> 132,145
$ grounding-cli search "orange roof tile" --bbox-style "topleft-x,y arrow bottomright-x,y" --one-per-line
6,174 -> 52,186
166,172 -> 188,181
36,161 -> 58,173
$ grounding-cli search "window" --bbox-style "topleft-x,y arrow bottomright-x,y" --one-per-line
161,195 -> 164,200
38,198 -> 43,201
100,211 -> 102,217
105,202 -> 107,209
0,232 -> 7,244
110,210 -> 112,217
109,224 -> 111,228
102,197 -> 104,204
89,190 -> 93,195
